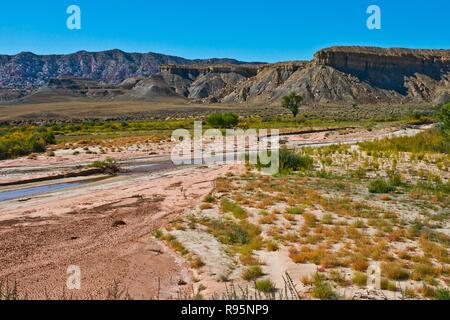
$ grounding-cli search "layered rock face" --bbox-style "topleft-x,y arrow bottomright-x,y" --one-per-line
157,47 -> 450,105
160,64 -> 261,101
314,46 -> 450,95
0,49 -> 251,89
2,46 -> 450,105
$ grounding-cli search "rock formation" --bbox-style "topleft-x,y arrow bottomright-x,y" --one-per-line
1,46 -> 450,105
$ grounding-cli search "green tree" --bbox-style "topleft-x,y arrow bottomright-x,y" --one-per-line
281,92 -> 303,117
439,102 -> 450,132
206,112 -> 239,128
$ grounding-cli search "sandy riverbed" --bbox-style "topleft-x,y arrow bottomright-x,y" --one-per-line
0,124 -> 431,299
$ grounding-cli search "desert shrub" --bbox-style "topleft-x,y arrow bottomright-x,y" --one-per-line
380,278 -> 397,291
266,240 -> 279,252
382,262 -> 410,280
202,219 -> 261,246
206,112 -> 239,128
190,256 -> 205,269
285,206 -> 304,215
153,229 -> 163,239
434,288 -> 450,300
351,255 -> 369,272
303,213 -> 317,228
241,266 -> 264,281
321,213 -> 334,225
311,273 -> 337,300
166,238 -> 189,256
203,194 -> 216,203
329,270 -> 348,286
239,254 -> 261,266
255,279 -> 276,293
89,157 -> 120,175
352,272 -> 368,287
221,199 -> 247,219
439,102 -> 450,133
368,179 -> 396,194
411,263 -> 436,281
0,126 -> 55,160
259,214 -> 277,225
278,147 -> 313,173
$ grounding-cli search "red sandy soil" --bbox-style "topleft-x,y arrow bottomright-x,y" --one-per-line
0,164 -> 240,299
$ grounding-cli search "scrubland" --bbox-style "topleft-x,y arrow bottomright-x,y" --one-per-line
156,126 -> 449,300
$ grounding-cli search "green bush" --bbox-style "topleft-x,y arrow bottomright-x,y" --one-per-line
311,273 -> 337,300
439,102 -> 450,132
434,288 -> 450,300
368,179 -> 396,193
89,157 -> 120,175
0,127 -> 55,160
281,92 -> 303,117
352,272 -> 368,287
206,113 -> 239,128
202,219 -> 261,245
255,279 -> 276,293
221,199 -> 248,219
279,147 -> 313,173
241,266 -> 264,281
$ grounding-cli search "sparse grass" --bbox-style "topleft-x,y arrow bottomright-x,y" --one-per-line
360,127 -> 450,154
162,234 -> 189,256
266,240 -> 279,252
190,255 -> 205,269
382,262 -> 410,281
156,118 -> 449,300
201,218 -> 261,247
352,272 -> 368,287
255,279 -> 276,293
311,273 -> 337,300
302,213 -> 317,228
368,179 -> 396,194
351,255 -> 369,272
241,266 -> 264,281
321,213 -> 334,225
434,288 -> 450,300
258,214 -> 277,225
221,199 -> 248,219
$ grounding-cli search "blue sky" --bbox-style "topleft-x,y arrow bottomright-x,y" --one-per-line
0,0 -> 448,62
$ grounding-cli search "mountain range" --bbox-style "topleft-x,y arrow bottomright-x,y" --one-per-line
1,46 -> 449,105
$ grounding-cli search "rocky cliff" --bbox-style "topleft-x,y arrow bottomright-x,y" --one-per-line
223,47 -> 450,103
0,49 -> 252,90
314,46 -> 450,95
2,46 -> 450,105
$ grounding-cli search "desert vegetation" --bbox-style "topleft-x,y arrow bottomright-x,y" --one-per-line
155,112 -> 449,299
0,126 -> 55,160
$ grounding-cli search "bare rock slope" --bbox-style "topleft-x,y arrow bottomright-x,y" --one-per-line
160,46 -> 450,105
2,46 -> 450,105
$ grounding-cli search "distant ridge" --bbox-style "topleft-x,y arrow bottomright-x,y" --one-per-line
1,46 -> 449,105
0,49 -> 260,90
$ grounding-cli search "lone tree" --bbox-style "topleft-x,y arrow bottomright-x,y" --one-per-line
281,92 -> 303,117
439,102 -> 450,132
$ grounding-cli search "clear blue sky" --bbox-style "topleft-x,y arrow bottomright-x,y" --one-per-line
0,0 -> 448,62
